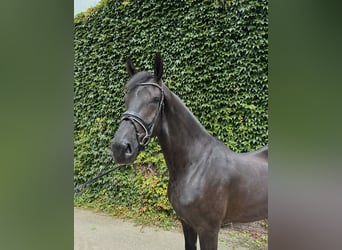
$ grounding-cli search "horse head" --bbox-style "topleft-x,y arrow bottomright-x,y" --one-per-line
111,53 -> 164,164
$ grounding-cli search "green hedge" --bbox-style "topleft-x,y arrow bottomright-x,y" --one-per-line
74,0 -> 268,220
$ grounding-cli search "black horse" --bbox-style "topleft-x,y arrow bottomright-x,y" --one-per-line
111,53 -> 268,250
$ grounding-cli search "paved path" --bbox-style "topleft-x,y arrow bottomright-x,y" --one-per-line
74,208 -> 247,250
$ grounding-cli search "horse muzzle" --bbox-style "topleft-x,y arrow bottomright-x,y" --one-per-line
111,121 -> 140,165
111,140 -> 134,164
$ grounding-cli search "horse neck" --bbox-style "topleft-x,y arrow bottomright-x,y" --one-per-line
156,86 -> 212,178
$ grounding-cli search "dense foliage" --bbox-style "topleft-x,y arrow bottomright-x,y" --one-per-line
74,0 -> 268,221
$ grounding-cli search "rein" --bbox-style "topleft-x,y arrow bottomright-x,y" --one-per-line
120,82 -> 164,148
74,164 -> 123,193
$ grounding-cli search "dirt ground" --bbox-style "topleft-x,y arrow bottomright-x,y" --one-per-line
74,207 -> 267,250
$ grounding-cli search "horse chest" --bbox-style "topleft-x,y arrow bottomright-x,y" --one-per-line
167,177 -> 204,219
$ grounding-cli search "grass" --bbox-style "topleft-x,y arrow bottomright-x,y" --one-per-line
220,225 -> 268,250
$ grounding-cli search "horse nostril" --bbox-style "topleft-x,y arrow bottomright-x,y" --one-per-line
125,143 -> 132,155
111,140 -> 134,164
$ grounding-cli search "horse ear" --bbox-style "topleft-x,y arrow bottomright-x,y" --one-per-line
126,57 -> 136,77
154,52 -> 163,83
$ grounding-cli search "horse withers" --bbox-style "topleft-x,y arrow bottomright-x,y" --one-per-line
111,53 -> 268,250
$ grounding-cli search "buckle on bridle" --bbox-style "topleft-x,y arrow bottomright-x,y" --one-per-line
141,135 -> 150,147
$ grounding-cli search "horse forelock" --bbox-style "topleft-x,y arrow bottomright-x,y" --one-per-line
125,71 -> 155,91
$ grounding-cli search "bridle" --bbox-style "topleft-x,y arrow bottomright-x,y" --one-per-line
120,82 -> 164,148
121,82 -> 164,148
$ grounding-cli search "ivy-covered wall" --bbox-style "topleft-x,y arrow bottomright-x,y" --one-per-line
74,0 -> 268,219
